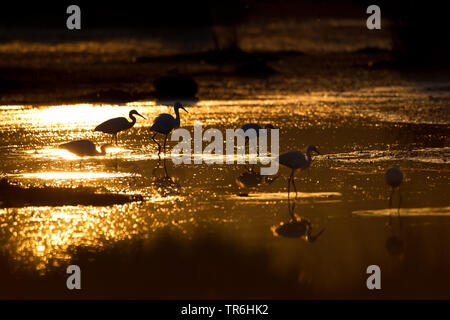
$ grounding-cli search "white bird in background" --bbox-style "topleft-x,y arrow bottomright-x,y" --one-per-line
385,165 -> 403,225
150,102 -> 188,155
277,145 -> 320,202
94,110 -> 146,144
59,139 -> 111,157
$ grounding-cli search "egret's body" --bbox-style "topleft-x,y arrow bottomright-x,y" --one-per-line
150,102 -> 187,155
386,166 -> 403,188
95,110 -> 146,144
385,165 -> 403,225
277,145 -> 320,201
59,140 -> 110,157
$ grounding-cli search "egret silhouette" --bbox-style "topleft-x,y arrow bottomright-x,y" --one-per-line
150,102 -> 188,156
277,145 -> 320,205
59,140 -> 110,157
95,110 -> 146,144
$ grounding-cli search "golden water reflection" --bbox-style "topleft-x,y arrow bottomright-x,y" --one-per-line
0,203 -> 154,273
0,95 -> 448,275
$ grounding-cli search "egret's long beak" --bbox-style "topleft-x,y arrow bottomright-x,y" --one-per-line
137,112 -> 147,120
181,107 -> 188,113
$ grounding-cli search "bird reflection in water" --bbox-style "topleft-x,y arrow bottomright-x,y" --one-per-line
152,158 -> 181,197
385,165 -> 403,226
59,139 -> 113,169
235,167 -> 278,196
385,166 -> 405,256
271,196 -> 325,242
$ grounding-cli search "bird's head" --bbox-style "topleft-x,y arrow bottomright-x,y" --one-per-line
100,143 -> 113,154
130,110 -> 146,120
264,123 -> 275,130
307,145 -> 320,155
174,102 -> 188,113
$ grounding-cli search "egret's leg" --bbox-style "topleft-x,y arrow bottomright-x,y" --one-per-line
290,170 -> 296,214
287,174 -> 291,215
115,133 -> 118,145
163,135 -> 167,155
152,133 -> 161,155
388,187 -> 395,226
291,172 -> 298,201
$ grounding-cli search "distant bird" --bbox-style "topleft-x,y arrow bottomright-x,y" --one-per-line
385,165 -> 403,225
150,102 -> 188,155
239,123 -> 275,137
94,110 -> 146,144
59,140 -> 110,157
277,145 -> 320,200
271,214 -> 325,242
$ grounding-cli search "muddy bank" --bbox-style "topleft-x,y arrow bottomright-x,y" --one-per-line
0,179 -> 143,208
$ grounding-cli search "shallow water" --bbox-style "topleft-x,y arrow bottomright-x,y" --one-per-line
0,86 -> 449,296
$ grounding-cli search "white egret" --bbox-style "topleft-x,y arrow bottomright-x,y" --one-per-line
150,102 -> 188,155
277,145 -> 320,201
59,140 -> 111,157
385,165 -> 403,225
95,110 -> 146,144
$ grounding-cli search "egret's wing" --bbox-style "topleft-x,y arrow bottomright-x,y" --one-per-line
150,113 -> 176,134
95,117 -> 130,133
59,140 -> 96,156
277,151 -> 305,168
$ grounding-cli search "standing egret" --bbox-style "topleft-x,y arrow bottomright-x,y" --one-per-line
277,145 -> 320,205
59,140 -> 111,157
385,165 -> 403,225
150,102 -> 188,155
94,110 -> 146,144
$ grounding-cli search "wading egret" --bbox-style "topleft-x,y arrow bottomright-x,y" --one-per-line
385,165 -> 403,225
94,110 -> 146,144
150,102 -> 188,155
277,145 -> 320,203
59,140 -> 111,157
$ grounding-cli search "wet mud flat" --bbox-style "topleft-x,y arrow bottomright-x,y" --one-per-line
0,179 -> 143,208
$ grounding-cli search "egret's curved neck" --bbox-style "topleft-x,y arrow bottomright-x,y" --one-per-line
174,107 -> 181,127
129,113 -> 137,125
99,145 -> 107,155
